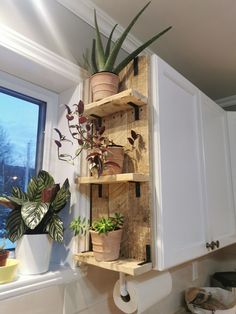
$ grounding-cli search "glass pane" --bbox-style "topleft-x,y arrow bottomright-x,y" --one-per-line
0,91 -> 42,249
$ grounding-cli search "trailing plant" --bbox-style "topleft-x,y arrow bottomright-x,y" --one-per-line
0,170 -> 71,243
55,100 -> 138,176
69,212 -> 124,236
83,1 -> 172,75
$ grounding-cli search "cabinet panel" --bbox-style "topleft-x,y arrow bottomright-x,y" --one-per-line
201,95 -> 236,247
151,56 -> 207,270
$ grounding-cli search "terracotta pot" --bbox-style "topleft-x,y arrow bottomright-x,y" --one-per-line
102,146 -> 124,176
90,72 -> 119,101
90,229 -> 123,261
0,250 -> 9,267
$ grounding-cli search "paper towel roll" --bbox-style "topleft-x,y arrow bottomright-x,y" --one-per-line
113,271 -> 172,314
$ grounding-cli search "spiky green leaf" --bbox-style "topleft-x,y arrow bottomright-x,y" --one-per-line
114,26 -> 172,74
21,201 -> 49,229
46,214 -> 64,242
105,24 -> 118,59
51,179 -> 70,213
104,1 -> 151,71
94,9 -> 105,70
91,39 -> 98,74
6,210 -> 27,242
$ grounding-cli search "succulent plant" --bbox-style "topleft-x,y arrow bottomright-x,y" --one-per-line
83,1 -> 172,75
69,212 -> 124,236
91,213 -> 124,234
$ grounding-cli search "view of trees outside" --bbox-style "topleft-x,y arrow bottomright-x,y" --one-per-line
0,91 -> 40,248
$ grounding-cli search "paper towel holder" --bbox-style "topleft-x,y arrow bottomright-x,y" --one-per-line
119,272 -> 131,302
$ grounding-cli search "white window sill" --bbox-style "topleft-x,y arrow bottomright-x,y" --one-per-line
0,265 -> 82,301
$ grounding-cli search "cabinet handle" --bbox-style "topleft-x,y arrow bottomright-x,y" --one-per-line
214,240 -> 220,248
206,240 -> 220,250
206,242 -> 215,250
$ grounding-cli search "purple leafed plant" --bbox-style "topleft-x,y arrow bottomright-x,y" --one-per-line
54,100 -> 140,177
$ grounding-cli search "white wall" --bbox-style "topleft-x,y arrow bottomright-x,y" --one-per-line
0,0 -> 127,66
2,246 -> 236,314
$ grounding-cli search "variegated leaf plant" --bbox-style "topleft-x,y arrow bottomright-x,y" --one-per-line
0,170 -> 70,243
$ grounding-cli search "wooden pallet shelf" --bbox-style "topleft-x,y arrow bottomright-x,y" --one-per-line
74,252 -> 152,276
84,89 -> 147,117
76,173 -> 149,185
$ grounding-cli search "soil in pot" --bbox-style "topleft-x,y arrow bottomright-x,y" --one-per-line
0,250 -> 9,267
90,229 -> 123,262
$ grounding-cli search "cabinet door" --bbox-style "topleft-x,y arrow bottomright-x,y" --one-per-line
151,55 -> 207,270
200,95 -> 236,248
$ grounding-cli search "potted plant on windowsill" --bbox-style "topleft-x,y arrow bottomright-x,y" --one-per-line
69,213 -> 124,262
0,170 -> 71,275
0,239 -> 9,267
83,1 -> 172,101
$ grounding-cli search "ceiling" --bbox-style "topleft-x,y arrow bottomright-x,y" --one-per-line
91,0 -> 236,100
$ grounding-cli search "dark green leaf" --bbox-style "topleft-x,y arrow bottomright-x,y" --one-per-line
21,201 -> 49,229
6,210 -> 26,242
50,179 -> 70,213
114,26 -> 172,74
91,39 -> 98,73
12,187 -> 29,201
105,23 -> 118,59
94,9 -> 105,70
38,170 -> 55,187
105,1 -> 151,71
46,214 -> 63,242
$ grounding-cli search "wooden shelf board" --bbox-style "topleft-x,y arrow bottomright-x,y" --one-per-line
74,252 -> 152,276
84,89 -> 147,117
76,173 -> 149,185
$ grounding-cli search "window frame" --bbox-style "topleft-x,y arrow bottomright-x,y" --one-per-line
0,70 -> 58,250
0,85 -> 47,174
0,70 -> 58,175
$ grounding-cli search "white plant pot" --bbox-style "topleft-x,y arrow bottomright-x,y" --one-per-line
15,234 -> 53,275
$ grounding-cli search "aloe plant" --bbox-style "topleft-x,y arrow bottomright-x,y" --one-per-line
85,1 -> 172,75
0,171 -> 70,243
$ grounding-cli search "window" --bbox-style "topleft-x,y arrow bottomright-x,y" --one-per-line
0,87 -> 46,249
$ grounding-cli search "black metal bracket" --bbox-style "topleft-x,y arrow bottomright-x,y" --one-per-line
128,102 -> 139,121
90,114 -> 102,127
98,185 -> 103,198
138,245 -> 151,265
133,57 -> 139,76
135,182 -> 141,198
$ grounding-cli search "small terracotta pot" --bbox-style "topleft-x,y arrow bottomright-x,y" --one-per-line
0,250 -> 9,267
90,72 -> 119,101
90,229 -> 123,262
102,146 -> 124,176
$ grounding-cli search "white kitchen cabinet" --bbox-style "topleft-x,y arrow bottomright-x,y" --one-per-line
227,112 -> 236,209
151,55 -> 236,270
200,94 -> 236,248
151,55 -> 207,270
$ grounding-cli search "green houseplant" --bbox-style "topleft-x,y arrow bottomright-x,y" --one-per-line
0,170 -> 71,274
55,100 -> 140,177
0,239 -> 9,267
70,213 -> 124,261
84,1 -> 172,100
